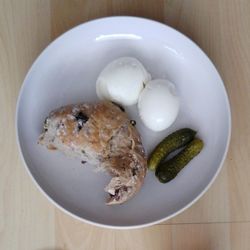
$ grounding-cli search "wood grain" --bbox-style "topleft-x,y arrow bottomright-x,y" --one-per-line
55,210 -> 250,250
50,0 -> 165,39
0,0 -> 250,249
0,1 -> 55,249
167,0 -> 250,224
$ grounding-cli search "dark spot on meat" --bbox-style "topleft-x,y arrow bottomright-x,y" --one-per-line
75,112 -> 89,122
132,167 -> 138,176
44,117 -> 49,130
81,150 -> 85,154
44,117 -> 48,125
81,160 -> 86,164
130,120 -> 136,126
77,124 -> 83,131
110,189 -> 120,201
74,112 -> 88,131
115,191 -> 120,201
112,102 -> 125,112
111,186 -> 128,201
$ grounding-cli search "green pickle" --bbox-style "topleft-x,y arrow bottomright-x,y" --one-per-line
148,128 -> 196,171
156,138 -> 204,183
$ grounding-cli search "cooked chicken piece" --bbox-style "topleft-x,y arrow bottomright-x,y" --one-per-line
38,101 -> 147,205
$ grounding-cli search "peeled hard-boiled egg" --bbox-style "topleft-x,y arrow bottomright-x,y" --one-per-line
96,57 -> 151,106
138,79 -> 180,131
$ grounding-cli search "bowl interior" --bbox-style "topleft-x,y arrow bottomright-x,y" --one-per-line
17,17 -> 230,228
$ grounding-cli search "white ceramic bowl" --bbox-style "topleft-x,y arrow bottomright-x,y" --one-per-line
16,16 -> 231,229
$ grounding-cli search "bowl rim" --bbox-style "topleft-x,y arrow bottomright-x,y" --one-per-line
16,16 -> 232,229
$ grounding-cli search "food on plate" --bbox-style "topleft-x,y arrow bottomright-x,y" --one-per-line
155,138 -> 204,183
38,53 -> 202,203
138,79 -> 180,131
96,57 -> 151,106
38,101 -> 147,205
148,128 -> 196,171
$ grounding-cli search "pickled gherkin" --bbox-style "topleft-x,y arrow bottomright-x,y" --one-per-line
148,128 -> 196,171
155,138 -> 204,183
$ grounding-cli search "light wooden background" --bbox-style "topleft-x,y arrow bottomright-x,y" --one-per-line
0,0 -> 250,249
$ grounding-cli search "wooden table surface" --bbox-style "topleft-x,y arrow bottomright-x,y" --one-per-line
1,0 -> 250,249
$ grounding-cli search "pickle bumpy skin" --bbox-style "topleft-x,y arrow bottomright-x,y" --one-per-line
148,128 -> 196,171
155,138 -> 204,183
